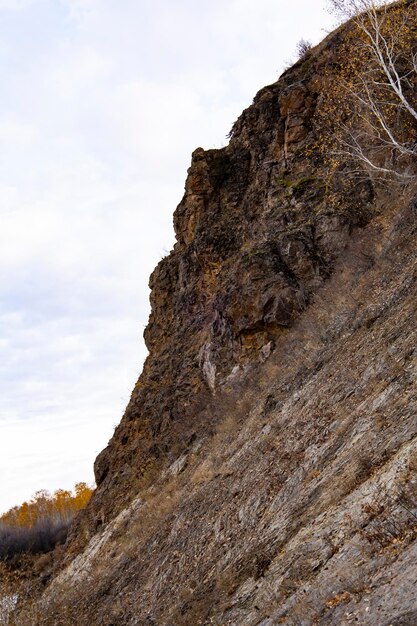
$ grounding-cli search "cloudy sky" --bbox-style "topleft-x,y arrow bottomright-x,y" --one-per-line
0,0 -> 335,514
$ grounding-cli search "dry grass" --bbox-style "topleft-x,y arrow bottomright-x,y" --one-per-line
190,459 -> 215,486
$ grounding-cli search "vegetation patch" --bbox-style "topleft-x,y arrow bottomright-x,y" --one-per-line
0,483 -> 93,561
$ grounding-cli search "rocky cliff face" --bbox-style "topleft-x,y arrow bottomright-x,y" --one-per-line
12,12 -> 417,626
92,26 -> 374,525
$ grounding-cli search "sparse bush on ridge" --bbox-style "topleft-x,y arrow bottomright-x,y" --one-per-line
296,38 -> 312,59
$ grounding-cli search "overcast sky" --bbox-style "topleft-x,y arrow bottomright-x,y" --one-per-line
0,0 -> 335,514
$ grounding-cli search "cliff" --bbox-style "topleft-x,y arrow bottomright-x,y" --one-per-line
9,6 -> 417,626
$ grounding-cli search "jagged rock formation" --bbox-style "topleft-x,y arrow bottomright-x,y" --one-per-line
9,8 -> 417,626
92,26 -> 374,526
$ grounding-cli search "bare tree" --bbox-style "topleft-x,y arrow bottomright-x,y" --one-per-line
327,0 -> 417,179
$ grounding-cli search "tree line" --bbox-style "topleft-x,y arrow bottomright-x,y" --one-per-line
0,483 -> 93,560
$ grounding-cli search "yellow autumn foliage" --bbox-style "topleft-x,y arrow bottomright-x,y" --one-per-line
0,482 -> 94,529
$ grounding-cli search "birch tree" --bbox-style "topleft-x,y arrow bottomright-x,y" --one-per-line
328,0 -> 417,179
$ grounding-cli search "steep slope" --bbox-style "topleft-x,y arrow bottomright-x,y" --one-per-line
10,9 -> 417,626
90,23 -> 375,531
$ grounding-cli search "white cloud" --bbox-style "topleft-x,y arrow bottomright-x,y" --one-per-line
0,0 -> 35,10
47,45 -> 110,97
63,0 -> 99,23
0,184 -> 19,212
0,118 -> 38,145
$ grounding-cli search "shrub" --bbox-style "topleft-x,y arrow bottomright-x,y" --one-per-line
296,38 -> 312,59
0,517 -> 70,560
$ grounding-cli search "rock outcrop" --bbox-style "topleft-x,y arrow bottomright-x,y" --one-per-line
10,8 -> 417,626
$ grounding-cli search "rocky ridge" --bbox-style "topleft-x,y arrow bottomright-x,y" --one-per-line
9,8 -> 417,626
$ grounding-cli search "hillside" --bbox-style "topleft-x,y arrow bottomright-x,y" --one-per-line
4,3 -> 417,625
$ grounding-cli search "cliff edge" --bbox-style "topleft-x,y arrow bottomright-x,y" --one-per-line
9,6 -> 417,625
